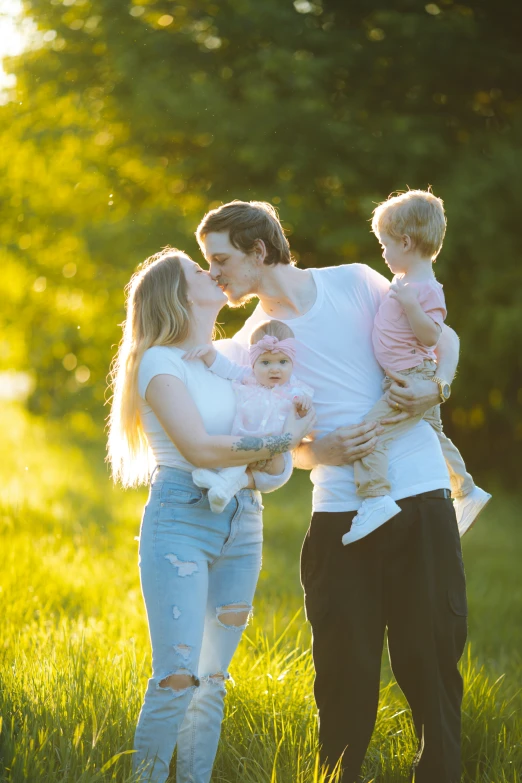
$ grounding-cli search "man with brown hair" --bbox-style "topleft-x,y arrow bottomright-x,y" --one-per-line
196,200 -> 466,783
196,200 -> 294,305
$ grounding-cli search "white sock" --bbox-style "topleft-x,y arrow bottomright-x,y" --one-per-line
208,472 -> 249,514
192,468 -> 220,490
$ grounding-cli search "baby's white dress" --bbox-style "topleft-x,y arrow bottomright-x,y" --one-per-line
192,352 -> 313,512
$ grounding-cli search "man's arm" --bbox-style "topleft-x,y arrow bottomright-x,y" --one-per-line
434,324 -> 460,383
294,325 -> 459,462
292,421 -> 381,469
383,324 -> 459,422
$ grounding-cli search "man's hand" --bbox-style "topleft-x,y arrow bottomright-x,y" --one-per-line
294,420 -> 381,469
382,369 -> 440,424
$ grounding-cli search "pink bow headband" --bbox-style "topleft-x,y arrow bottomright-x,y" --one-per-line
249,335 -> 297,366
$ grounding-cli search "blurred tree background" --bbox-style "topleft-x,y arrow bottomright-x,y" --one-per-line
2,0 -> 521,480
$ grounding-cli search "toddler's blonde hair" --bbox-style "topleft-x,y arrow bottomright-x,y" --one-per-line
372,189 -> 447,260
249,320 -> 295,346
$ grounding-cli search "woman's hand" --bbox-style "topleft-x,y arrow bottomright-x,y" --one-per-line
284,404 -> 317,449
258,454 -> 286,475
293,393 -> 313,417
382,369 -> 440,423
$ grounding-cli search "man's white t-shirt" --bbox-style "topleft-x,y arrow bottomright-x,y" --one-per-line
220,263 -> 450,513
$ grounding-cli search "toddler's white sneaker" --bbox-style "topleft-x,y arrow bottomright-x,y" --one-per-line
342,495 -> 401,546
454,486 -> 491,537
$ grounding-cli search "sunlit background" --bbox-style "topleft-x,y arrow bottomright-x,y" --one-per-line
1,2 -> 521,781
0,1 -> 27,93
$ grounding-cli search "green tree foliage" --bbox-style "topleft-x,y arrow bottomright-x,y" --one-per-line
2,0 -> 522,476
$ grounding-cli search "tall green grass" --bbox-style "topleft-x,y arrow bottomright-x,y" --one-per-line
0,404 -> 520,782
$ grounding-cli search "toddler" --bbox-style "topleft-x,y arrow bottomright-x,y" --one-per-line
342,189 -> 491,545
183,320 -> 313,513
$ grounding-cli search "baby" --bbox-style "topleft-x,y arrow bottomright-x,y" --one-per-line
183,320 -> 313,513
342,189 -> 491,545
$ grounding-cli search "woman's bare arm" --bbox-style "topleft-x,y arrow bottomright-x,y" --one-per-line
146,374 -> 315,469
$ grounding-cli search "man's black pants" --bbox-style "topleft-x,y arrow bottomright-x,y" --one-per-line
300,491 -> 467,783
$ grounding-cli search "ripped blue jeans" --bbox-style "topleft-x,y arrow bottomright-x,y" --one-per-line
134,465 -> 263,783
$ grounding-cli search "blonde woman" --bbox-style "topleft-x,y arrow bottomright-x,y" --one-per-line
107,248 -> 315,783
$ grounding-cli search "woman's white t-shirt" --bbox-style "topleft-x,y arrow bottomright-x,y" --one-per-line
138,345 -> 237,473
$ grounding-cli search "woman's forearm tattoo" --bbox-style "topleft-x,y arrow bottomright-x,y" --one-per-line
233,433 -> 292,457
265,433 -> 292,457
233,436 -> 264,453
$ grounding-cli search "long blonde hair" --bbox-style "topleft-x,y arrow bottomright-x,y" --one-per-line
107,248 -> 191,487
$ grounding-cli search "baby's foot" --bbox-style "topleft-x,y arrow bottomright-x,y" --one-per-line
342,495 -> 401,546
208,472 -> 249,514
192,468 -> 219,490
454,486 -> 491,537
208,486 -> 230,514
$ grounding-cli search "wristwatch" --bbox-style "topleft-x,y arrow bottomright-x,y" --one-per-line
433,376 -> 451,403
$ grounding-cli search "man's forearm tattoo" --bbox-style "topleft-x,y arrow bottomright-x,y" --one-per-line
232,433 -> 292,457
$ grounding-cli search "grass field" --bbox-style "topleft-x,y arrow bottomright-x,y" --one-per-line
0,404 -> 520,782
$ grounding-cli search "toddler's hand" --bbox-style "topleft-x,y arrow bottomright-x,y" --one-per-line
389,279 -> 419,309
182,344 -> 217,367
293,393 -> 313,418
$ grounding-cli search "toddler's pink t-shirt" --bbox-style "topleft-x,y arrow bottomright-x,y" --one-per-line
372,277 -> 447,373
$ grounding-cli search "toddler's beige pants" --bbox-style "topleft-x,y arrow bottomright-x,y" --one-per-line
354,359 -> 474,499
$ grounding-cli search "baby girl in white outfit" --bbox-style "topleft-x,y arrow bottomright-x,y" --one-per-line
183,320 -> 313,513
